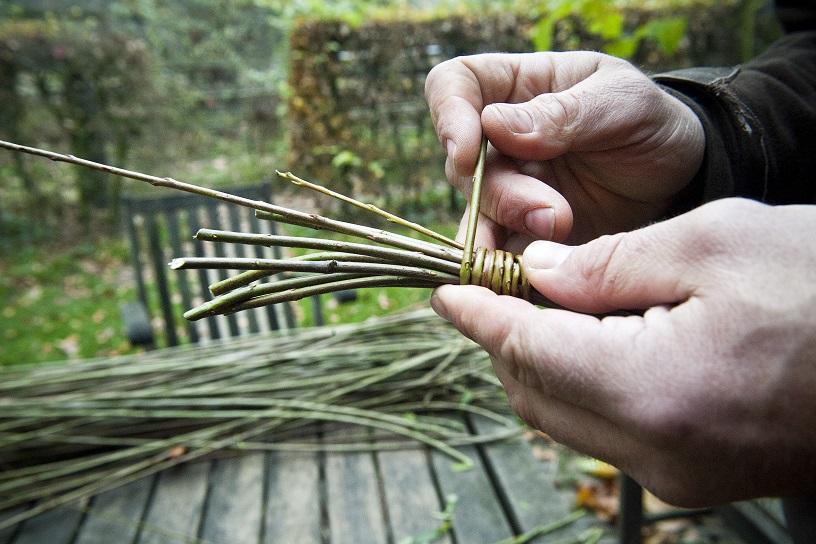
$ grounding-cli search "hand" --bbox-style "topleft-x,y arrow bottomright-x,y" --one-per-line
425,52 -> 705,246
430,198 -> 816,506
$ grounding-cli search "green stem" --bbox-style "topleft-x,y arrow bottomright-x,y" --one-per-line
255,209 -> 463,264
493,508 -> 587,544
227,276 -> 441,313
170,256 -> 456,282
278,170 -> 462,249
461,135 -> 488,285
194,229 -> 461,276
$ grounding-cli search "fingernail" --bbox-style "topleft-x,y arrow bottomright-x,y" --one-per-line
430,287 -> 452,322
524,208 -> 555,240
489,104 -> 535,134
523,240 -> 572,270
445,139 -> 457,173
445,138 -> 456,158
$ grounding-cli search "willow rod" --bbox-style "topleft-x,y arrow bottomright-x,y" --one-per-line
0,139 -> 461,262
460,135 -> 489,285
278,170 -> 462,249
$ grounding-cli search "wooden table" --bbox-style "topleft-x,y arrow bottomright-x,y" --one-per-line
1,413 -> 608,544
1,315 -> 782,544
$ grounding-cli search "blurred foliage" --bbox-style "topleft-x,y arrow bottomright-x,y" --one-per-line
0,0 -> 290,249
0,15 -> 155,226
287,13 -> 532,218
529,0 -> 688,58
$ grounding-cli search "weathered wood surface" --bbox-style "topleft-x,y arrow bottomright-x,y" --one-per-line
1,414 -> 593,544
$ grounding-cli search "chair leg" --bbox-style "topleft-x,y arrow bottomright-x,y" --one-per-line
619,473 -> 643,544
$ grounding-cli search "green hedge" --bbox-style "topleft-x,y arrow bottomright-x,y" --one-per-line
286,1 -> 769,214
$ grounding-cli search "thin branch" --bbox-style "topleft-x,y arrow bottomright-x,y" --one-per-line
194,229 -> 461,276
0,139 -> 461,263
278,170 -> 462,249
226,276 -> 442,313
461,135 -> 488,285
184,273 -> 367,320
254,209 -> 463,264
170,257 -> 457,283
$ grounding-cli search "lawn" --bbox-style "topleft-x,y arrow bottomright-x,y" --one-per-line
0,239 -> 138,365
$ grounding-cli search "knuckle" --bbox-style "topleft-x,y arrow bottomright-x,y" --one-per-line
573,233 -> 631,298
488,182 -> 524,231
490,318 -> 545,388
530,91 -> 581,138
680,198 -> 767,264
425,56 -> 462,89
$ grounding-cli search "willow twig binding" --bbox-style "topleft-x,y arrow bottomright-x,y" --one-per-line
458,136 -> 533,302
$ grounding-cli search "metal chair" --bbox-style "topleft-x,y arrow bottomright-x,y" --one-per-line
120,179 -> 322,349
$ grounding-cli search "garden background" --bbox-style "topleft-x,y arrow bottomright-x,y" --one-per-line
0,0 -> 781,364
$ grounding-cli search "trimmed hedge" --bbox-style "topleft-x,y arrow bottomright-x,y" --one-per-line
286,2 -> 756,211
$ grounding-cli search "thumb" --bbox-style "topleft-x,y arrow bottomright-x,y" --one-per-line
523,225 -> 698,314
482,94 -> 579,161
480,58 -> 655,162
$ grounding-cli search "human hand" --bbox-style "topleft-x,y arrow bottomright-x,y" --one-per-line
425,52 -> 705,246
430,198 -> 816,506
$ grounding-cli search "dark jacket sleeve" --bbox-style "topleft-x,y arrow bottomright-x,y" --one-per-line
653,0 -> 816,212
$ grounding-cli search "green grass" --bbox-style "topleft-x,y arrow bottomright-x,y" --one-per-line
0,239 -> 139,365
301,286 -> 431,327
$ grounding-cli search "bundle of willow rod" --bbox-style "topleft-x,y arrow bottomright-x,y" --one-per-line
0,309 -> 521,530
0,139 -> 554,315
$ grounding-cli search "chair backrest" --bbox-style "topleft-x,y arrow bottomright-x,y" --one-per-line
122,180 -> 302,348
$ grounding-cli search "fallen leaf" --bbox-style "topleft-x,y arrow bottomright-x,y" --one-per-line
532,445 -> 558,462
58,334 -> 80,357
575,480 -> 619,522
377,292 -> 394,309
575,456 -> 620,479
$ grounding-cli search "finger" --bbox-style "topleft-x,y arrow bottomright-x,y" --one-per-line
522,212 -> 714,313
454,206 -> 557,256
426,58 -> 490,178
455,208 -> 504,249
426,52 -> 579,178
480,55 -> 653,161
429,285 -> 667,445
449,145 -> 574,242
430,285 -> 628,398
473,153 -> 573,241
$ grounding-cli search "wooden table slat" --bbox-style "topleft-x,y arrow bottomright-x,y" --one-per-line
74,476 -> 155,544
471,415 -> 590,539
325,446 -> 388,544
200,453 -> 265,544
137,460 -> 210,544
263,450 -> 322,544
0,508 -> 27,544
12,506 -> 83,544
430,418 -> 515,544
377,447 -> 453,544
